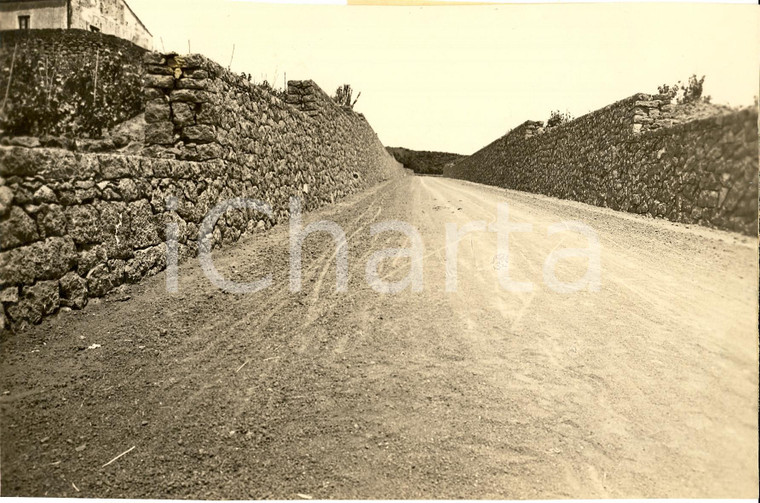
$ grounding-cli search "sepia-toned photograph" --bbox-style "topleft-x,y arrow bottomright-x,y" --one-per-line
0,0 -> 758,499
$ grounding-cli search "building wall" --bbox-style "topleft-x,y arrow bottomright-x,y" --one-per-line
0,0 -> 67,30
69,0 -> 152,49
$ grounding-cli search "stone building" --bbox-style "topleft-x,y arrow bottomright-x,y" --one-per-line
0,0 -> 152,49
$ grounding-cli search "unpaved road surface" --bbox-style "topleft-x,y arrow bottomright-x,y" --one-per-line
2,176 -> 757,498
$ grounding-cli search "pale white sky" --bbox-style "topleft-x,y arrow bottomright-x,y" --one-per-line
128,1 -> 759,154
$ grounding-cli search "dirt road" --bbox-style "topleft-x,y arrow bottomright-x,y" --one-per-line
2,175 -> 757,498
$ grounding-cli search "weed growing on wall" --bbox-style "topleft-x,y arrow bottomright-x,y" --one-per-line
333,84 -> 360,109
546,110 -> 574,128
658,74 -> 709,105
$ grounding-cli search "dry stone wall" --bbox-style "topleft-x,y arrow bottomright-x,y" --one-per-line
141,52 -> 399,219
0,52 -> 402,331
444,94 -> 758,235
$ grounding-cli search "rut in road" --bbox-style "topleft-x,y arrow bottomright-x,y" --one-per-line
1,175 -> 757,499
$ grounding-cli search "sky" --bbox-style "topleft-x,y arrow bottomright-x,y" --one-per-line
127,1 -> 759,154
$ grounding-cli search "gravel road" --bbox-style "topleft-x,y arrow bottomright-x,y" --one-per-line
1,175 -> 757,498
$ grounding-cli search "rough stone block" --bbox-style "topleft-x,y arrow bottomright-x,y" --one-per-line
145,100 -> 171,123
73,181 -> 99,204
117,179 -> 140,201
145,122 -> 175,145
2,147 -> 77,178
183,125 -> 215,143
176,78 -> 208,90
172,102 -> 196,126
36,204 -> 67,238
7,280 -> 60,324
143,74 -> 174,89
0,186 -> 13,216
33,185 -> 57,204
634,100 -> 661,108
9,136 -> 41,148
195,103 -> 216,125
76,245 -> 107,276
143,52 -> 166,65
64,204 -> 101,244
171,89 -> 207,103
195,143 -> 224,161
96,201 -> 134,258
86,263 -> 115,298
145,64 -> 174,75
59,271 -> 88,309
125,244 -> 167,283
0,285 -> 19,303
130,200 -> 161,248
99,155 -> 132,179
144,87 -> 164,100
174,54 -> 206,68
0,236 -> 76,285
0,206 -> 40,249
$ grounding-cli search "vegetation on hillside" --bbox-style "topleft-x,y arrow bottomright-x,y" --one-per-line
386,146 -> 465,175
